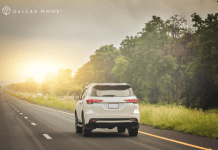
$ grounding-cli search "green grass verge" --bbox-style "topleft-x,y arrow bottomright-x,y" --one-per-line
140,103 -> 218,139
26,96 -> 77,111
205,108 -> 218,113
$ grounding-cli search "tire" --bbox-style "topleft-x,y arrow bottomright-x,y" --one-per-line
128,127 -> 138,136
117,126 -> 126,133
82,115 -> 91,136
75,114 -> 82,133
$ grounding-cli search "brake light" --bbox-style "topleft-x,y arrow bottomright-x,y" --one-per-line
86,99 -> 103,104
134,99 -> 139,103
131,118 -> 138,122
90,119 -> 97,122
124,99 -> 138,103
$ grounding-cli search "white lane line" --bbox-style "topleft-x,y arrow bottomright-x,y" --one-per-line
13,98 -> 74,116
43,134 -> 52,139
24,117 -> 28,119
20,113 -> 23,115
31,123 -> 36,125
7,100 -> 14,108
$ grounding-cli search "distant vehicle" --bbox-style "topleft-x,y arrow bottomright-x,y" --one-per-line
74,83 -> 140,136
37,93 -> 42,96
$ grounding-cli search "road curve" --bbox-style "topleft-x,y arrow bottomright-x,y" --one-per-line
0,93 -> 217,150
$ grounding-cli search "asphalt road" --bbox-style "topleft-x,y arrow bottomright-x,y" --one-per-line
0,93 -> 217,150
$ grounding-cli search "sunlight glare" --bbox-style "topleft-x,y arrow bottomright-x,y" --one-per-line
24,62 -> 58,83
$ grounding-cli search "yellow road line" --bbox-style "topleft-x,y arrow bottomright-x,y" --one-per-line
7,94 -> 213,150
138,131 -> 212,150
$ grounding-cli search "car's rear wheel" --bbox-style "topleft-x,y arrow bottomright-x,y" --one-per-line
82,115 -> 91,136
128,127 -> 138,136
117,126 -> 126,133
75,114 -> 82,133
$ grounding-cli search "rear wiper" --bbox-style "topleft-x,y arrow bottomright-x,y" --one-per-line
102,95 -> 116,97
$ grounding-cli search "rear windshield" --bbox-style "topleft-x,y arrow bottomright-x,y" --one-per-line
91,85 -> 133,97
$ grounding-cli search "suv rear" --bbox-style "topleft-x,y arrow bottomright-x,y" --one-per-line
74,83 -> 140,136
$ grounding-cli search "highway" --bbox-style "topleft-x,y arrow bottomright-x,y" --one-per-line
0,93 -> 217,150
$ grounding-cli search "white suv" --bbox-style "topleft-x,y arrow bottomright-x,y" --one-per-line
74,83 -> 140,136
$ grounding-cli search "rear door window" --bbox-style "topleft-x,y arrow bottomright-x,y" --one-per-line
92,85 -> 133,97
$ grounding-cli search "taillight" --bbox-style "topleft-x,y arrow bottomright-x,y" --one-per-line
134,99 -> 139,103
131,118 -> 138,122
86,99 -> 103,104
124,99 -> 138,103
90,119 -> 97,122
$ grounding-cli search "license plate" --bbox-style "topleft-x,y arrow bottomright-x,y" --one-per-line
108,104 -> 119,109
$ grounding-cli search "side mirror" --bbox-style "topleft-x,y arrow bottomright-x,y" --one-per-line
74,95 -> 80,100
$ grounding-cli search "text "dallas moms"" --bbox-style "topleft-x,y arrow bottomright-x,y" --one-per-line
13,9 -> 62,14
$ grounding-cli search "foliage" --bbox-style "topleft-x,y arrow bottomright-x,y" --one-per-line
187,13 -> 218,86
7,77 -> 39,93
73,44 -> 120,86
72,13 -> 218,110
7,13 -> 218,110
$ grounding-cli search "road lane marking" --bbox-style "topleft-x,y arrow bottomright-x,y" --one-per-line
8,94 -> 212,150
6,94 -> 74,116
6,99 -> 14,107
138,131 -> 212,150
20,113 -> 23,115
31,123 -> 36,125
14,112 -> 47,150
16,98 -> 74,116
24,117 -> 28,119
43,134 -> 52,139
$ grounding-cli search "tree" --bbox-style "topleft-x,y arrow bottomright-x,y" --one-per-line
187,13 -> 218,86
185,13 -> 218,109
41,72 -> 56,95
73,44 -> 120,86
55,69 -> 73,96
117,15 -> 175,103
25,77 -> 38,93
111,56 -> 129,83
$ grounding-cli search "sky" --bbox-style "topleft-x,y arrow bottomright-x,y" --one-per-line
0,0 -> 217,85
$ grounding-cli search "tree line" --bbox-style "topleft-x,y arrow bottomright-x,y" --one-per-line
73,13 -> 218,110
8,13 -> 218,110
7,69 -> 82,96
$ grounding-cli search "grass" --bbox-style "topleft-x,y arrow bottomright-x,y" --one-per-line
6,91 -> 77,111
6,91 -> 218,139
140,103 -> 218,139
26,96 -> 77,111
204,108 -> 218,113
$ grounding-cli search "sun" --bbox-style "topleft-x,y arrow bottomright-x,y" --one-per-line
24,62 -> 58,83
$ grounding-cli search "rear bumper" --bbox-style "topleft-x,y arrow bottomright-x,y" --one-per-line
84,118 -> 139,130
84,111 -> 140,124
